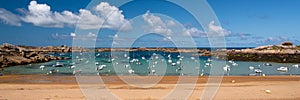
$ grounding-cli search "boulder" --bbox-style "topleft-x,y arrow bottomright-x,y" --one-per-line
26,52 -> 38,58
0,43 -> 73,67
282,41 -> 293,46
2,43 -> 14,48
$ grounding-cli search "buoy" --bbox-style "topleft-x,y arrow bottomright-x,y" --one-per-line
265,90 -> 271,94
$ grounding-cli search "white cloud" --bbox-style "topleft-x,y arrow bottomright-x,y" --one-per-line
87,32 -> 97,41
112,41 -> 119,45
142,11 -> 172,36
87,32 -> 96,38
20,1 -> 131,31
183,27 -> 206,37
0,8 -> 21,26
208,21 -> 231,36
183,21 -> 232,37
54,11 -> 79,26
141,11 -> 231,38
163,36 -> 172,41
142,11 -> 231,39
167,20 -> 176,27
21,1 -> 65,27
260,36 -> 289,43
68,32 -> 98,41
53,32 -> 97,41
94,2 -> 131,31
76,9 -> 105,29
52,33 -> 72,39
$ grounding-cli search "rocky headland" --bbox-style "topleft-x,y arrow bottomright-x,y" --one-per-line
215,42 -> 300,63
0,43 -> 87,68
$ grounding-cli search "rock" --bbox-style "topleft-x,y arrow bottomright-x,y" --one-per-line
216,42 -> 300,63
2,43 -> 14,48
265,90 -> 271,94
282,41 -> 293,46
0,55 -> 4,62
0,43 -> 74,68
7,56 -> 32,64
26,52 -> 38,58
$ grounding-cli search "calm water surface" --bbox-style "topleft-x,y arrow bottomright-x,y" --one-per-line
2,51 -> 300,76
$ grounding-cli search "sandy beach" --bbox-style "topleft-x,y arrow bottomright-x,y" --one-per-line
0,75 -> 300,100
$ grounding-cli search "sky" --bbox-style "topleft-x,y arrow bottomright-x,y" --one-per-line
0,0 -> 300,47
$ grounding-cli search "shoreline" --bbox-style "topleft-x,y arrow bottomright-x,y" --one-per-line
1,74 -> 300,84
1,75 -> 300,100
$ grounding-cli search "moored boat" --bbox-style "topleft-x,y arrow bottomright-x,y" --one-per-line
277,66 -> 288,72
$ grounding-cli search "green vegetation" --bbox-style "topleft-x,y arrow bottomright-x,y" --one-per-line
271,46 -> 281,50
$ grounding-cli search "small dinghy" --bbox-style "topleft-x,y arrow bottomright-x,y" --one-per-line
277,67 -> 288,72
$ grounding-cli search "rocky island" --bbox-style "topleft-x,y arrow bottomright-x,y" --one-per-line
215,42 -> 300,63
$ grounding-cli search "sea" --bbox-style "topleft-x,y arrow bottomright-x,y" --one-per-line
2,48 -> 300,76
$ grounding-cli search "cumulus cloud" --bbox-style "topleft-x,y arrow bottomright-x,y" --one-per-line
93,2 -> 131,31
52,33 -> 72,39
142,11 -> 172,36
208,21 -> 231,36
77,2 -> 132,31
54,11 -> 79,26
141,11 -> 231,38
20,1 -> 131,31
76,9 -> 104,29
182,21 -> 231,37
183,27 -> 207,37
0,8 -> 21,26
52,32 -> 98,41
259,36 -> 289,43
21,1 -> 64,27
167,20 -> 176,27
87,32 -> 96,38
227,32 -> 252,40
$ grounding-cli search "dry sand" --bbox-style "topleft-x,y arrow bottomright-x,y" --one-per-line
1,75 -> 300,100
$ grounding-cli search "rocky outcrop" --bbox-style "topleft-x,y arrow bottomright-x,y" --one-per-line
96,47 -> 211,55
215,42 -> 300,63
18,45 -> 89,53
0,43 -> 71,67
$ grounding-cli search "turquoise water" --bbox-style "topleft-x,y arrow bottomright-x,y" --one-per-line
2,51 -> 300,76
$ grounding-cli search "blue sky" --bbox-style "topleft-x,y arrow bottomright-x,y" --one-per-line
0,0 -> 299,47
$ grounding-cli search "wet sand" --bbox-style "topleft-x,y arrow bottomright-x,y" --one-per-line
1,75 -> 300,100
